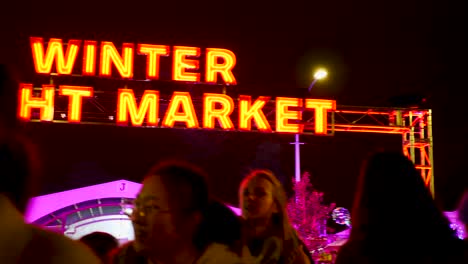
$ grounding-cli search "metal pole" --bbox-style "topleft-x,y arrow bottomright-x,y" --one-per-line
409,111 -> 416,163
419,113 -> 426,182
292,76 -> 320,183
427,109 -> 435,198
308,79 -> 318,93
294,133 -> 301,182
293,77 -> 318,182
290,134 -> 304,183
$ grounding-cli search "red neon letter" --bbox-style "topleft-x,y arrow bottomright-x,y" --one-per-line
205,48 -> 237,85
18,83 -> 55,121
117,89 -> 159,126
305,99 -> 336,134
82,40 -> 97,76
238,95 -> 271,132
59,86 -> 93,123
203,93 -> 234,129
276,97 -> 303,133
138,44 -> 170,80
100,42 -> 134,78
162,92 -> 198,128
172,46 -> 200,82
30,37 -> 81,75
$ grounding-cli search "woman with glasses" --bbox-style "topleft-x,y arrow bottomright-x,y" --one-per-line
111,160 -> 243,264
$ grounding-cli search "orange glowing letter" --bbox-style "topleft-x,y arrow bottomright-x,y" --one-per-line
18,83 -> 55,121
205,48 -> 237,85
162,92 -> 198,128
276,97 -> 303,133
100,42 -> 134,78
138,44 -> 170,80
82,40 -> 97,76
59,86 -> 93,123
203,93 -> 234,129
238,95 -> 271,132
305,99 -> 336,134
30,37 -> 81,75
172,46 -> 200,82
117,89 -> 159,126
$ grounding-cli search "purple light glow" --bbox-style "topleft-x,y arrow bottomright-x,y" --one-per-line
25,180 -> 241,223
25,180 -> 142,223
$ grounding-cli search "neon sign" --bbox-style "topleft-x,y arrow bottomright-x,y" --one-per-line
19,37 -> 336,135
29,37 -> 236,84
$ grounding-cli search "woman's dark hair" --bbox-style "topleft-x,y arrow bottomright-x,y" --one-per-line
1,64 -> 40,212
80,232 -> 119,260
350,151 -> 460,252
458,191 -> 468,226
196,199 -> 242,252
145,160 -> 210,213
145,160 -> 241,251
0,133 -> 40,212
0,64 -> 19,130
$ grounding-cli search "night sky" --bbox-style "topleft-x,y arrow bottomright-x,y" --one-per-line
1,0 -> 467,210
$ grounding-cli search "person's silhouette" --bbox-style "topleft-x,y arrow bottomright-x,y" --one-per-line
0,64 -> 101,264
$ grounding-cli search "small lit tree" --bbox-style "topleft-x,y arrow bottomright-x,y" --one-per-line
287,171 -> 335,249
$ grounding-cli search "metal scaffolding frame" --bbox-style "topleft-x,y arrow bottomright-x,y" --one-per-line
330,106 -> 434,196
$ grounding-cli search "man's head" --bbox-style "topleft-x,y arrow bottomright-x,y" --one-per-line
131,161 -> 209,255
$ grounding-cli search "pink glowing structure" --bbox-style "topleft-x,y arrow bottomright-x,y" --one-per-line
25,179 -> 241,224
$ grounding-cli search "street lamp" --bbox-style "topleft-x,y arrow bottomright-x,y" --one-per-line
308,68 -> 328,92
292,68 -> 328,183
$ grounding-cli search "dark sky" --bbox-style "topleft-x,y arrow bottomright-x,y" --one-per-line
1,0 -> 467,210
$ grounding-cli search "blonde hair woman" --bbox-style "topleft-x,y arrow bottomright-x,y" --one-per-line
239,169 -> 314,264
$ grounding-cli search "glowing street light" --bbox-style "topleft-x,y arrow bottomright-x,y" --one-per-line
314,68 -> 328,80
294,67 -> 329,182
308,68 -> 328,92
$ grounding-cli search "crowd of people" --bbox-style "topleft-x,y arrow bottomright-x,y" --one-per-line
2,63 -> 468,264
